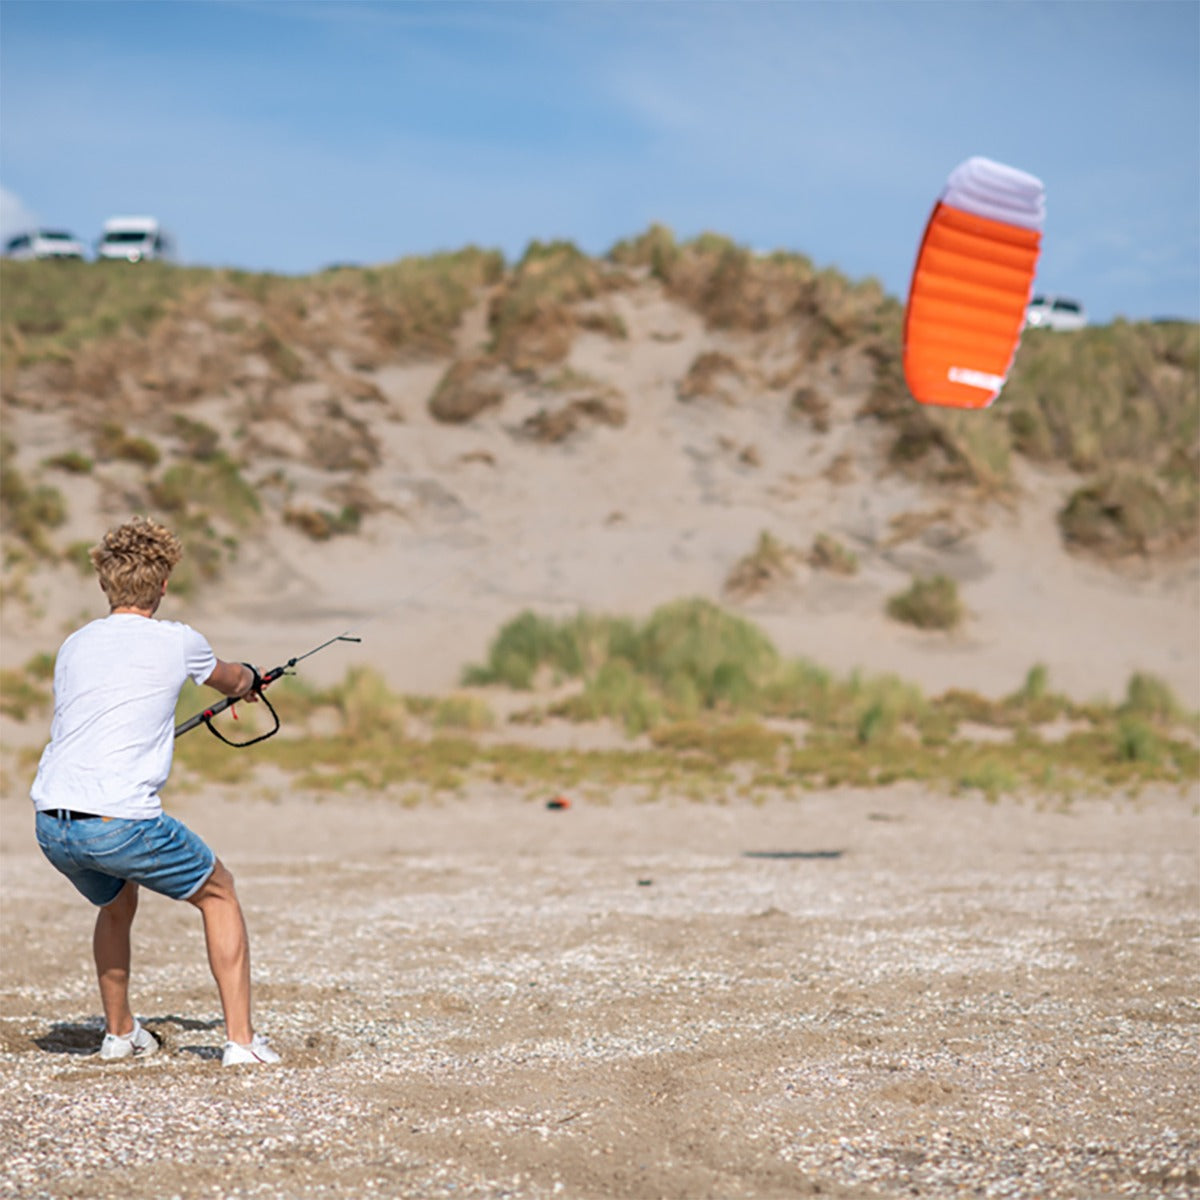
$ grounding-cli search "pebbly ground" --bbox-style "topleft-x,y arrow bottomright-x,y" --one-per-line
0,781 -> 1197,1200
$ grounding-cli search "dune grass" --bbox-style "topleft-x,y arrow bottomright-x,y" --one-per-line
724,531 -> 799,598
863,318 -> 1199,551
609,224 -> 896,345
1007,322 -> 1199,555
487,240 -> 618,370
0,260 -> 209,365
0,249 -> 504,372
808,533 -> 859,575
1,240 -> 1196,803
0,436 -> 67,558
886,574 -> 964,631
0,651 -> 54,720
1,600 -> 1188,803
302,247 -> 505,359
4,236 -> 1193,565
156,600 -> 1200,803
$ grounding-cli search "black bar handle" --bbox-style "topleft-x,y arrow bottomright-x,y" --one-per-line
174,664 -> 287,740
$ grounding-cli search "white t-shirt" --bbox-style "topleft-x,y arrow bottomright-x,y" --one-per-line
31,614 -> 218,819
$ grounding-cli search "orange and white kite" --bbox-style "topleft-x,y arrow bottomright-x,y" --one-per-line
903,156 -> 1045,409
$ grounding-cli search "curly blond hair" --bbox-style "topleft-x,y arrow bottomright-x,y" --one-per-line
89,516 -> 183,610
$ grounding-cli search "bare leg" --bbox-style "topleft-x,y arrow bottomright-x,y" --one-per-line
187,859 -> 254,1045
94,881 -> 139,1036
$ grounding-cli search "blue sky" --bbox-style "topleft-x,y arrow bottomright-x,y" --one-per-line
2,0 -> 1197,322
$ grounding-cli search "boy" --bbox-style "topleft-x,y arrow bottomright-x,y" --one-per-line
31,516 -> 280,1066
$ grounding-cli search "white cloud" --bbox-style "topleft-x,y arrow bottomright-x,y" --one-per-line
0,186 -> 39,238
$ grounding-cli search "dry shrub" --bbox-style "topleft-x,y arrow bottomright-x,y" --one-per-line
323,479 -> 389,515
858,320 -> 1198,555
1,258 -> 202,367
170,415 -> 221,461
824,453 -> 855,484
608,223 -> 679,278
577,309 -> 628,339
678,351 -> 748,405
497,309 -> 574,372
428,357 -> 508,424
859,356 -> 1012,492
1007,322 -> 1198,556
148,454 -> 261,530
521,394 -> 627,443
350,249 -> 504,358
0,437 -> 67,556
1059,471 -> 1192,557
304,400 -> 380,471
44,450 -> 93,474
335,373 -> 388,405
360,294 -> 424,354
725,531 -> 800,598
254,375 -> 308,415
887,575 -> 964,631
6,359 -> 75,411
488,241 -> 618,371
808,533 -> 858,575
69,340 -> 138,409
619,229 -> 814,331
885,508 -> 961,548
687,247 -> 812,331
432,693 -> 495,732
799,271 -> 896,358
247,322 -> 306,383
789,385 -> 830,432
1006,322 -> 1198,472
140,307 -> 245,403
620,227 -> 894,340
284,505 -> 360,541
93,421 -> 161,467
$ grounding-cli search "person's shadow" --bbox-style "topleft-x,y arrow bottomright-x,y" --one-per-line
34,1014 -> 224,1059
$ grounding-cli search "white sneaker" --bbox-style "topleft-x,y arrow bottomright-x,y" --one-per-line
99,1018 -> 160,1060
222,1033 -> 281,1067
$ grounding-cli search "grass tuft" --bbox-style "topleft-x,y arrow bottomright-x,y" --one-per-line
0,437 -> 67,557
886,575 -> 964,631
808,533 -> 858,575
0,652 -> 54,720
725,531 -> 797,597
1120,672 -> 1182,725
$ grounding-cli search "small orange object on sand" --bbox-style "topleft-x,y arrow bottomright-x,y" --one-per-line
546,796 -> 570,810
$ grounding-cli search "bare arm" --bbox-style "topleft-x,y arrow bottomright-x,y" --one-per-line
204,659 -> 259,700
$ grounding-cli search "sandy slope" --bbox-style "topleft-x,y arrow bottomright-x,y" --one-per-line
4,285 -> 1196,714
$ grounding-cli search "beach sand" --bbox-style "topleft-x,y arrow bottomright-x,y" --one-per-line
1,779 -> 1196,1199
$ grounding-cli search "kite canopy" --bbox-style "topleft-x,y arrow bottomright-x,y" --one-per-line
903,156 -> 1045,409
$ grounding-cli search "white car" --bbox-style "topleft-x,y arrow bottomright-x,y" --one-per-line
1025,294 -> 1087,331
4,229 -> 87,260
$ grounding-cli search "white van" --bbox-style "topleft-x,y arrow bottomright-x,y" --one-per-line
96,216 -> 175,263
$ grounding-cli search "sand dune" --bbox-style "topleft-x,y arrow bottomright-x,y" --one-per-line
4,283 -> 1196,712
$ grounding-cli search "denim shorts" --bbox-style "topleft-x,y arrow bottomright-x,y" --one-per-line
35,810 -> 216,906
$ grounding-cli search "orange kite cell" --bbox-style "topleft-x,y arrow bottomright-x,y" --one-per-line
903,157 -> 1045,409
